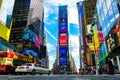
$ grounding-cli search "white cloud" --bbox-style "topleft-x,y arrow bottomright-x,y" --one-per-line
49,55 -> 56,62
49,55 -> 56,69
47,43 -> 55,52
45,27 -> 57,41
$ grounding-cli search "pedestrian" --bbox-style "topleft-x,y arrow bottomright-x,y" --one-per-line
114,63 -> 119,73
106,57 -> 114,75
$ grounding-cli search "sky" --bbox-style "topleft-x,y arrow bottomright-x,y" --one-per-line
44,0 -> 83,71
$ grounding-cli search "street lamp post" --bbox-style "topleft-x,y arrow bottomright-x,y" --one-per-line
90,24 -> 99,75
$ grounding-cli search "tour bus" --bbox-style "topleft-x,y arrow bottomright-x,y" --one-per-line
0,51 -> 34,74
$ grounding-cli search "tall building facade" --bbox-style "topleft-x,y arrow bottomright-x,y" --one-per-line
58,5 -> 70,72
10,0 -> 31,51
9,0 -> 44,62
96,0 -> 120,73
77,0 -> 96,69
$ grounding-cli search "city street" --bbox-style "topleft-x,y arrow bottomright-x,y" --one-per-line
0,74 -> 119,80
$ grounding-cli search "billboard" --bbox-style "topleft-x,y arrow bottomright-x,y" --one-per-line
60,47 -> 67,57
60,33 -> 67,46
59,18 -> 67,33
23,28 -> 40,49
105,32 -> 117,53
86,53 -> 91,66
98,32 -> 104,43
99,43 -> 107,60
0,20 -> 13,41
59,57 -> 67,65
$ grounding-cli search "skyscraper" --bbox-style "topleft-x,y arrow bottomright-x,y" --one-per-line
58,5 -> 70,72
9,0 -> 44,59
77,0 -> 96,69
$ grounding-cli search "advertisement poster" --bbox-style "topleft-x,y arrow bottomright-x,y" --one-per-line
60,33 -> 67,46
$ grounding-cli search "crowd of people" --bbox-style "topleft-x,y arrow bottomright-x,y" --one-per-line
85,57 -> 119,75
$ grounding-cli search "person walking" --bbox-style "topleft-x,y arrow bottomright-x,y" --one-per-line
106,57 -> 114,75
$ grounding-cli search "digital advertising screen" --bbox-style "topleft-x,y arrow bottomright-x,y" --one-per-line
98,32 -> 104,43
23,28 -> 36,43
59,57 -> 67,65
60,33 -> 67,46
60,47 -> 67,56
23,28 -> 40,49
59,18 -> 67,33
35,35 -> 40,49
99,43 -> 107,59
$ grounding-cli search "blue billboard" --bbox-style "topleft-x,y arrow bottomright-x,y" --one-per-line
59,6 -> 68,33
59,57 -> 67,65
59,19 -> 67,33
60,47 -> 67,56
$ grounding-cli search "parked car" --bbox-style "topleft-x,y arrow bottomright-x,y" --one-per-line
15,63 -> 50,75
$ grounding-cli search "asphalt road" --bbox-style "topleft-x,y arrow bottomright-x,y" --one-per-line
0,74 -> 120,80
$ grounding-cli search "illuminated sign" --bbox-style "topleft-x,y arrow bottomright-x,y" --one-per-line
60,34 -> 67,46
60,47 -> 67,56
60,26 -> 67,33
99,44 -> 107,59
60,58 -> 67,64
86,53 -> 91,66
35,35 -> 40,49
106,33 -> 116,53
98,32 -> 104,43
59,18 -> 67,33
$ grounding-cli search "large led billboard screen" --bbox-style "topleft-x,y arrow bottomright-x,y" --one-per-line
59,57 -> 67,65
99,43 -> 107,59
60,47 -> 67,56
59,18 -> 67,33
98,32 -> 104,43
23,28 -> 40,49
60,33 -> 67,46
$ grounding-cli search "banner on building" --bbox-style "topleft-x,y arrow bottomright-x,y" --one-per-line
86,53 -> 91,66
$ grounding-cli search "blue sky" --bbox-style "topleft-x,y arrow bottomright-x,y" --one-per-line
44,0 -> 83,71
